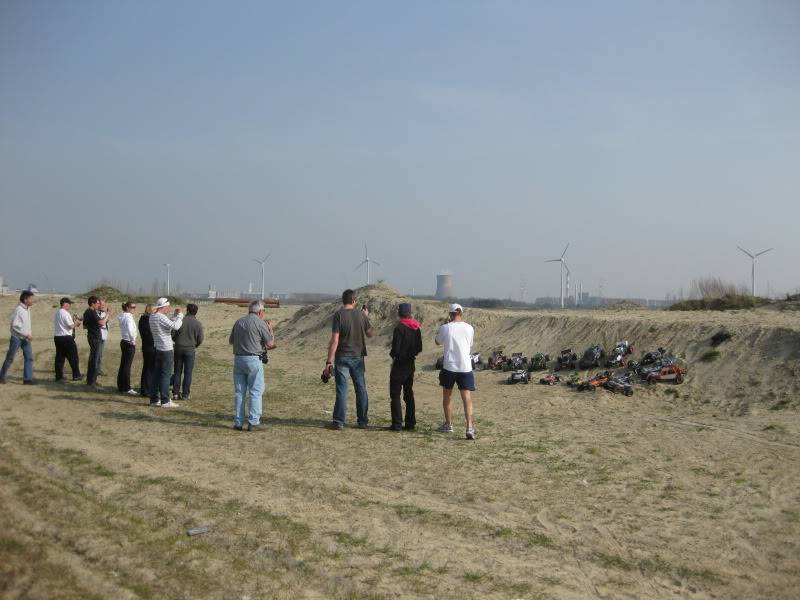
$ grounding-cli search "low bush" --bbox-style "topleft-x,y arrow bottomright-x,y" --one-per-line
699,350 -> 721,362
669,294 -> 770,311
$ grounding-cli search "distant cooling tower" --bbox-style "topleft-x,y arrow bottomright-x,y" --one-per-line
435,273 -> 454,299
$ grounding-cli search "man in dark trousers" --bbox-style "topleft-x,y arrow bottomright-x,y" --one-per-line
171,303 -> 204,401
138,304 -> 156,398
83,296 -> 109,387
388,303 -> 422,431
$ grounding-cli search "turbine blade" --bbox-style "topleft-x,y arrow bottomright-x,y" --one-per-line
355,260 -> 367,270
561,242 -> 570,258
737,246 -> 754,259
371,259 -> 381,267
755,248 -> 773,257
545,259 -> 561,263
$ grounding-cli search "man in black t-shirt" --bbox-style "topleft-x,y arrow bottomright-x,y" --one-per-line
83,296 -> 109,386
324,289 -> 374,429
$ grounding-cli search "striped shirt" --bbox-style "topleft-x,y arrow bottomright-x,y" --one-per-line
149,312 -> 183,351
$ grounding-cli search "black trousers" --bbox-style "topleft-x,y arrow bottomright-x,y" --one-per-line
54,335 -> 81,380
117,340 -> 136,392
389,361 -> 416,429
86,336 -> 102,385
140,346 -> 156,398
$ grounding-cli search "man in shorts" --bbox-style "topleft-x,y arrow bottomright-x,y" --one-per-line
434,303 -> 476,440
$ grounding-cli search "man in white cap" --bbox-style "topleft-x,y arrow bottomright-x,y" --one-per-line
148,297 -> 183,407
434,303 -> 477,440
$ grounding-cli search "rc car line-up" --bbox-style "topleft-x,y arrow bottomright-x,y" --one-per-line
436,341 -> 688,397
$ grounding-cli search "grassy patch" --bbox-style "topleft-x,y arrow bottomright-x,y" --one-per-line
699,349 -> 721,362
463,570 -> 486,582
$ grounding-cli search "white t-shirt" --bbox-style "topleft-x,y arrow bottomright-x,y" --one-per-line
435,321 -> 474,373
53,308 -> 74,337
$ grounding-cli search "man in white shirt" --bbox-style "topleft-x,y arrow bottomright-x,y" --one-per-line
53,297 -> 82,382
0,291 -> 35,384
434,303 -> 477,440
117,301 -> 139,394
149,297 -> 183,407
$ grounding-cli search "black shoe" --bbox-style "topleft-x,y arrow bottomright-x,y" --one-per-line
0,378 -> 5,384
404,425 -> 416,431
23,380 -> 36,385
357,423 -> 369,430
72,374 -> 83,380
327,421 -> 344,431
233,425 -> 243,431
385,425 -> 403,431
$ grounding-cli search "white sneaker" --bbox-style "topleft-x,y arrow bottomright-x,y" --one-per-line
160,401 -> 180,408
466,427 -> 476,440
126,389 -> 138,395
437,423 -> 454,433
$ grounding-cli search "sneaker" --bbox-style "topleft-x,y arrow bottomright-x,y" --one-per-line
160,401 -> 180,408
72,374 -> 83,381
466,427 -> 476,440
126,389 -> 139,395
357,423 -> 369,430
246,422 -> 263,432
149,402 -> 160,407
437,423 -> 454,433
23,380 -> 36,385
172,393 -> 179,401
233,424 -> 243,431
327,421 -> 344,431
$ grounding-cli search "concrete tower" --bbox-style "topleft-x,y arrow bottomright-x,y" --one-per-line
435,272 -> 454,299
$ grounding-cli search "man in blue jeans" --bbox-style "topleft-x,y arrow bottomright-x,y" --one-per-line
229,300 -> 275,431
323,289 -> 374,430
0,291 -> 35,384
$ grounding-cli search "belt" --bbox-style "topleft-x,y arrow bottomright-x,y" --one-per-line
235,353 -> 261,357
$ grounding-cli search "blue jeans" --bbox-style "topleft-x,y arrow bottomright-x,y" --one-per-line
173,349 -> 196,397
333,355 -> 368,426
154,350 -> 174,403
0,336 -> 33,382
233,355 -> 264,427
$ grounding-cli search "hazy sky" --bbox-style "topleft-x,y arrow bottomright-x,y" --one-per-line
1,1 -> 798,300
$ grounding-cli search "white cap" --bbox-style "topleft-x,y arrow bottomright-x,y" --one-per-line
154,297 -> 170,309
448,303 -> 463,314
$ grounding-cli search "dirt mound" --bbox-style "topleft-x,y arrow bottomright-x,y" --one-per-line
285,286 -> 800,414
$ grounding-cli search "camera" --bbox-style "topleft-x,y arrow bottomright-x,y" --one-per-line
259,351 -> 269,365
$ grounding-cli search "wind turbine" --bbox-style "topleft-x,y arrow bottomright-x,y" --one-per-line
163,263 -> 170,295
737,246 -> 773,297
253,253 -> 271,300
545,243 -> 570,308
355,243 -> 380,286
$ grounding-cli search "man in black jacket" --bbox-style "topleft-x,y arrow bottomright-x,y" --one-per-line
388,303 -> 422,431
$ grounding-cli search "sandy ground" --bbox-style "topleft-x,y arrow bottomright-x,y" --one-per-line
1,286 -> 798,600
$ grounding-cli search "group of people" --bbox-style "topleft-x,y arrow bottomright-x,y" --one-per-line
0,292 -> 205,409
2,288 -> 477,439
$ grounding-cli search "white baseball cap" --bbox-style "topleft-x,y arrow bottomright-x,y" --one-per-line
154,297 -> 170,309
448,303 -> 464,314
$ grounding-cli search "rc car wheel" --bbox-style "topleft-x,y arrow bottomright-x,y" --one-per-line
625,388 -> 633,397
675,374 -> 683,384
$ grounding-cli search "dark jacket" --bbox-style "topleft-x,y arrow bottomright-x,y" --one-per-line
173,315 -> 204,352
138,314 -> 155,351
390,321 -> 422,364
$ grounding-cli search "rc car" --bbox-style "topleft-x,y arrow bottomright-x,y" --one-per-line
539,373 -> 561,385
646,364 -> 687,385
604,372 -> 634,396
605,340 -> 633,368
436,352 -> 483,371
578,371 -> 610,391
487,351 -> 509,370
578,345 -> 606,369
528,352 -> 550,371
554,349 -> 579,371
503,352 -> 529,372
508,369 -> 530,384
565,373 -> 586,388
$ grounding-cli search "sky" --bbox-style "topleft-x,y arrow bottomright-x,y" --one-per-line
1,1 -> 798,300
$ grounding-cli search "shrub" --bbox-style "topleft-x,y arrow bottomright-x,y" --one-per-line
699,350 -> 721,362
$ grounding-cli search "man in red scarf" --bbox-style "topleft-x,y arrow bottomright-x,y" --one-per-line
388,302 -> 422,431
